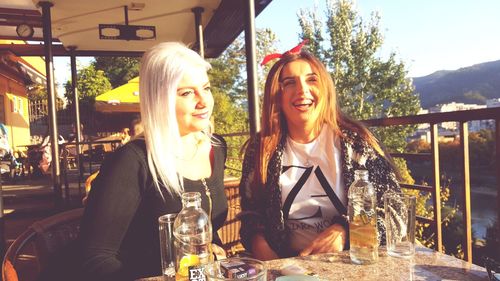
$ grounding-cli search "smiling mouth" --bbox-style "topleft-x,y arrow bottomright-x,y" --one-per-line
194,112 -> 209,118
292,99 -> 314,110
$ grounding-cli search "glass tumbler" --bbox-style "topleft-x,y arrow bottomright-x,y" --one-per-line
384,193 -> 416,258
159,213 -> 177,280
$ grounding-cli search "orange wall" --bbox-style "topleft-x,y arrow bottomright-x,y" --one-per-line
0,75 -> 31,153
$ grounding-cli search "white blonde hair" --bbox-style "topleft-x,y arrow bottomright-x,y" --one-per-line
139,42 -> 211,195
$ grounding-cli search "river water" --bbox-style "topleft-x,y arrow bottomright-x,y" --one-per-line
471,190 -> 497,239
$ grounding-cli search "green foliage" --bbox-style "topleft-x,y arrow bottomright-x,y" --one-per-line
209,28 -> 279,107
27,84 -> 47,101
297,0 -> 420,153
208,38 -> 246,105
463,91 -> 487,104
469,129 -> 496,166
26,83 -> 65,109
405,137 -> 495,259
64,65 -> 112,106
211,91 -> 248,177
408,175 -> 475,259
92,57 -> 141,88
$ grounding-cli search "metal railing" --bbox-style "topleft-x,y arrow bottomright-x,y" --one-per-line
219,107 -> 500,263
363,107 -> 500,262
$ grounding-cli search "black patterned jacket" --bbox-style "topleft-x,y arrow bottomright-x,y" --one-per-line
238,128 -> 401,258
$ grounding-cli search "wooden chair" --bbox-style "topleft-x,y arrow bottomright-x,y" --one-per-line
218,179 -> 246,256
2,208 -> 84,281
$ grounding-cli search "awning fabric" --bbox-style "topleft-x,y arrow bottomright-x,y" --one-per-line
95,77 -> 140,113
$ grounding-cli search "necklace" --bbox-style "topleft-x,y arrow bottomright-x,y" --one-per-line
287,137 -> 320,167
201,178 -> 212,220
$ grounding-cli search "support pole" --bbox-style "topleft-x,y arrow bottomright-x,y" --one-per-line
244,0 -> 260,136
496,120 -> 500,250
431,124 -> 442,252
192,7 -> 204,58
0,177 -> 5,258
69,46 -> 83,195
39,1 -> 63,208
459,122 -> 472,263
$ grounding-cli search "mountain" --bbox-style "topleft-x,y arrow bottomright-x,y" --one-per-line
412,60 -> 500,108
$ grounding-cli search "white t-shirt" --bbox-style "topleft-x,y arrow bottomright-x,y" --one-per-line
280,126 -> 346,252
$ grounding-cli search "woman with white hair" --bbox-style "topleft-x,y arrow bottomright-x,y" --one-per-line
78,42 -> 228,281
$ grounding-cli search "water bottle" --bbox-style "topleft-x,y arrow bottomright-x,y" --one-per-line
348,170 -> 378,264
173,192 -> 213,281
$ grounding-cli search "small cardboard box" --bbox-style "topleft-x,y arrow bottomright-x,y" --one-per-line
220,260 -> 257,279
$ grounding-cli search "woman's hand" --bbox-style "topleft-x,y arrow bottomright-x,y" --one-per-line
299,223 -> 346,256
212,243 -> 227,260
251,233 -> 279,261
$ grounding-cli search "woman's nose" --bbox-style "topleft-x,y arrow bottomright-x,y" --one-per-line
196,90 -> 207,108
297,79 -> 309,94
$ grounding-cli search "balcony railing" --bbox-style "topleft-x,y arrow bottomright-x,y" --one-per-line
220,107 -> 500,263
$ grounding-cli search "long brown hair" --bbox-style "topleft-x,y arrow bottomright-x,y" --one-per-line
254,51 -> 387,185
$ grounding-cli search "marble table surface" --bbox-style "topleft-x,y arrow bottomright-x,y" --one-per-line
136,246 -> 489,281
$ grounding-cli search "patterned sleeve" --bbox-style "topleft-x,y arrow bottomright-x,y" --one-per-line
368,152 -> 401,245
238,137 -> 266,251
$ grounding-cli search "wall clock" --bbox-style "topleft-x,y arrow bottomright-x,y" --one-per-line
16,23 -> 34,39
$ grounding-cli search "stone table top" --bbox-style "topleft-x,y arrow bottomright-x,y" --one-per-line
136,246 -> 489,281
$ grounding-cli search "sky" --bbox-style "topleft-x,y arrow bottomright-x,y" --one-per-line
53,0 -> 500,94
256,0 -> 500,77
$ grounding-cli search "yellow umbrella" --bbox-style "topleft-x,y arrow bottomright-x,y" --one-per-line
95,77 -> 140,112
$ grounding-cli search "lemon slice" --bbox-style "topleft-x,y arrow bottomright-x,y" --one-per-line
177,254 -> 201,277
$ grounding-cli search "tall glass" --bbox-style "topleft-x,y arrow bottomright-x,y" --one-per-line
384,193 -> 416,258
159,213 -> 177,280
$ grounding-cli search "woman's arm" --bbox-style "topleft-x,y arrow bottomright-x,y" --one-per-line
299,223 -> 346,256
251,233 -> 279,261
79,145 -> 147,280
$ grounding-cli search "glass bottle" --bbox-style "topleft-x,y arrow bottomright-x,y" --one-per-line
348,170 -> 379,264
173,192 -> 213,281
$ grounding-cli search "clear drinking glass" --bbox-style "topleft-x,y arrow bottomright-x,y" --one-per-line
203,257 -> 267,281
384,193 -> 416,258
159,213 -> 177,280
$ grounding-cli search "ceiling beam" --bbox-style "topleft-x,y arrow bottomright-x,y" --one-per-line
0,8 -> 43,27
0,44 -> 143,57
0,8 -> 40,16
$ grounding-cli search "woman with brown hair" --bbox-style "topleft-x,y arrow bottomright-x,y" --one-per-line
239,40 -> 401,260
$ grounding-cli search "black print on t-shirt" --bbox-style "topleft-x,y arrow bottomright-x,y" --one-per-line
282,165 -> 346,222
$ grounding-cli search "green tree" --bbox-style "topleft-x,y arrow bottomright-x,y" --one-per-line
64,65 -> 112,106
26,83 -> 47,101
297,0 -> 420,153
93,57 -> 141,88
26,83 -> 65,111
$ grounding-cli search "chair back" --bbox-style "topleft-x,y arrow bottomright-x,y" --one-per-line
218,179 -> 246,256
2,208 -> 84,281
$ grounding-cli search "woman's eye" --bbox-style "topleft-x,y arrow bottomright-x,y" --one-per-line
179,90 -> 194,96
307,77 -> 318,83
204,86 -> 211,92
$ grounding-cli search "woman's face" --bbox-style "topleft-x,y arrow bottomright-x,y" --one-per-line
175,66 -> 213,136
279,59 -> 321,131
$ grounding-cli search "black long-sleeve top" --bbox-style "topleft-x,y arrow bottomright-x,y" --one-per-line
78,137 -> 228,281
